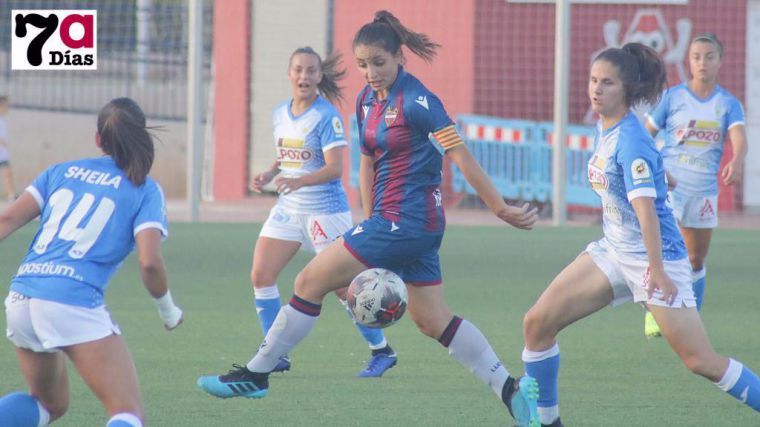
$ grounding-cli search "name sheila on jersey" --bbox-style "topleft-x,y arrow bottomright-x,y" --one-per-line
65,166 -> 122,189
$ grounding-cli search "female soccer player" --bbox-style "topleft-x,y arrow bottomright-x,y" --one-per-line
198,10 -> 540,427
642,33 -> 748,337
0,98 -> 183,427
247,46 -> 397,377
521,43 -> 760,427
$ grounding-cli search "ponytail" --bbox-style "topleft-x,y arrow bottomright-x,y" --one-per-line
595,43 -> 667,108
353,10 -> 440,63
96,97 -> 156,186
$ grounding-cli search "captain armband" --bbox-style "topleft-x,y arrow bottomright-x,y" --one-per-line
431,125 -> 465,152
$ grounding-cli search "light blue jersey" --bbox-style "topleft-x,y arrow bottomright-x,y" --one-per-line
587,112 -> 686,261
273,95 -> 349,214
11,156 -> 168,308
647,83 -> 745,196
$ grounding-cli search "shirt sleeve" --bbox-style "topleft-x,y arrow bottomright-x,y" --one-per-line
134,181 -> 169,239
646,89 -> 669,131
320,113 -> 348,152
406,91 -> 463,152
727,96 -> 746,129
26,166 -> 53,209
617,135 -> 658,202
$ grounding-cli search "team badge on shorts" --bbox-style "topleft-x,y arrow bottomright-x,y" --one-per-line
699,199 -> 715,220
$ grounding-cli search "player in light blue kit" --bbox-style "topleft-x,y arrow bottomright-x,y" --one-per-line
244,47 -> 397,377
521,43 -> 760,427
198,11 -> 540,426
643,33 -> 748,337
0,98 -> 183,427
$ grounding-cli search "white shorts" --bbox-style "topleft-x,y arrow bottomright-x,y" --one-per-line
585,238 -> 696,308
5,291 -> 121,352
259,204 -> 352,254
669,191 -> 718,228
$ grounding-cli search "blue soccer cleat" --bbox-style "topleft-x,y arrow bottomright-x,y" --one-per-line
357,353 -> 397,378
271,355 -> 291,373
197,364 -> 269,399
503,376 -> 539,427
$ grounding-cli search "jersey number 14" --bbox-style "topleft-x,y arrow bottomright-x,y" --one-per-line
33,189 -> 115,259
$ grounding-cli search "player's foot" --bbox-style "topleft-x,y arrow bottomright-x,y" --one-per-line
197,364 -> 268,399
357,352 -> 397,377
502,376 -> 539,427
542,417 -> 564,427
644,311 -> 661,338
270,355 -> 291,373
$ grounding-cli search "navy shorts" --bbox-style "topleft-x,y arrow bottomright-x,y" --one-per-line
343,215 -> 443,285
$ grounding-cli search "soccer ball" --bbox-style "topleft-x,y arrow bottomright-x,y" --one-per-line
346,268 -> 407,329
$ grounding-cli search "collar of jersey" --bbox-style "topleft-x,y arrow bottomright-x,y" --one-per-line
600,111 -> 634,137
684,82 -> 721,104
287,95 -> 321,121
364,66 -> 408,104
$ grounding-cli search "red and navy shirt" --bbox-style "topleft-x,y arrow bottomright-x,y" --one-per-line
356,67 -> 463,233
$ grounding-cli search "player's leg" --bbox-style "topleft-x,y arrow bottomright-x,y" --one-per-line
197,237 -> 366,398
651,305 -> 760,411
63,334 -> 145,426
250,235 -> 301,373
680,225 -> 712,310
310,212 -> 396,377
0,348 -> 65,426
522,251 -> 615,427
2,292 -> 66,426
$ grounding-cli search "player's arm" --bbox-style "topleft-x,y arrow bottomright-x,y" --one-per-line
644,116 -> 676,190
0,192 -> 40,242
722,124 -> 748,186
359,153 -> 374,219
249,160 -> 280,193
446,144 -> 537,230
631,196 -> 677,305
273,146 -> 345,195
136,228 -> 183,330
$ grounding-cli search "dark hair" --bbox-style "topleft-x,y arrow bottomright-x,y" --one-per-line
97,97 -> 155,186
289,47 -> 346,104
352,10 -> 440,63
0,95 -> 8,104
594,43 -> 667,108
691,32 -> 724,58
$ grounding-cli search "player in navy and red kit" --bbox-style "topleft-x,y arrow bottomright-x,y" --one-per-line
197,11 -> 540,426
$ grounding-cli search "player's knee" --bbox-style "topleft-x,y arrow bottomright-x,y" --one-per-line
523,306 -> 551,345
681,353 -> 718,379
250,268 -> 276,288
687,255 -> 705,271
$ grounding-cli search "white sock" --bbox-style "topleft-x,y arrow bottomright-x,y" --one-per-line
246,303 -> 318,372
447,319 -> 510,396
106,412 -> 143,427
36,401 -> 50,427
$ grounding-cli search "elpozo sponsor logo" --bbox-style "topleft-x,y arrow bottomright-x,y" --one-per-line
11,10 -> 97,70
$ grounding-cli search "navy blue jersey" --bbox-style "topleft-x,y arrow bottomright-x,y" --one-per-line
356,67 -> 462,233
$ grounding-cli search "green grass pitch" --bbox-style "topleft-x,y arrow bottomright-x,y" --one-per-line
1,223 -> 758,426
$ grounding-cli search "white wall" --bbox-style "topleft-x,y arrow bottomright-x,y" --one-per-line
744,0 -> 760,209
249,0 -> 329,179
4,109 -> 192,198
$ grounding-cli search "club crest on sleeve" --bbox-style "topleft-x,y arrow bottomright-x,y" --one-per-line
631,158 -> 652,184
332,116 -> 344,135
384,107 -> 398,127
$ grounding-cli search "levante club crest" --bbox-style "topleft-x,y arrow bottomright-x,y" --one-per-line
384,107 -> 398,127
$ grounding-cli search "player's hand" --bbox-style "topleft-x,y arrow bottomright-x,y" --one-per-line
249,171 -> 275,193
495,202 -> 538,230
160,305 -> 184,331
665,171 -> 677,191
274,176 -> 304,195
646,266 -> 677,306
721,160 -> 743,186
